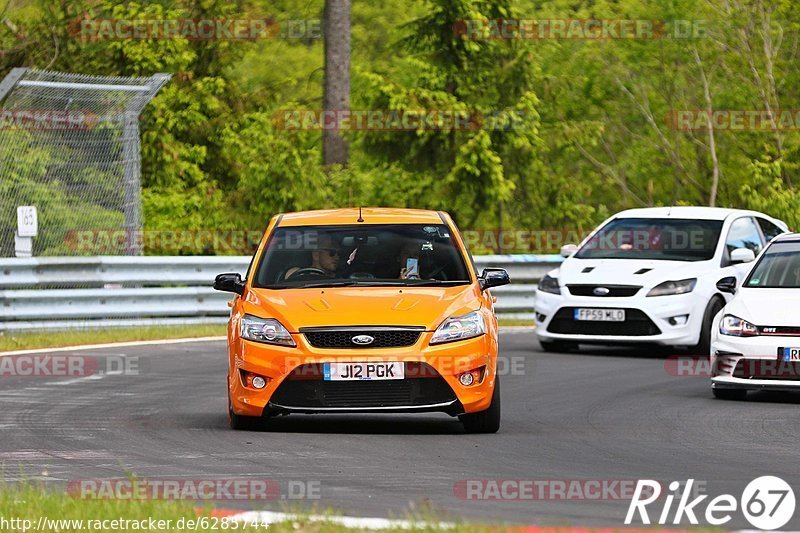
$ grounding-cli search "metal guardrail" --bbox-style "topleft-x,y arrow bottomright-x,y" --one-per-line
0,255 -> 562,331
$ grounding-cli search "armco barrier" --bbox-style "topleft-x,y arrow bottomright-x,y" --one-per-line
0,255 -> 562,331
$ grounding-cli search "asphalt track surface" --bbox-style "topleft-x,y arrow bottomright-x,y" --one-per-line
2,331 -> 800,528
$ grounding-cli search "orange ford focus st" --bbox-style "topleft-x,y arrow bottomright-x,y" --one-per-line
213,208 -> 510,433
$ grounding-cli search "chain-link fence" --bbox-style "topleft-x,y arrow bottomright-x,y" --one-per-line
0,68 -> 169,257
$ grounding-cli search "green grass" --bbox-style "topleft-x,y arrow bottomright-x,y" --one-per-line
497,318 -> 534,327
0,482 -> 469,532
0,324 -> 226,352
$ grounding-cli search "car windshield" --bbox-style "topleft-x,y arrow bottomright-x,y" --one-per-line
575,218 -> 723,261
252,224 -> 471,288
744,242 -> 800,288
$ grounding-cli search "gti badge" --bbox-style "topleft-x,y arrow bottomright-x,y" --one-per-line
593,287 -> 611,296
351,335 -> 375,345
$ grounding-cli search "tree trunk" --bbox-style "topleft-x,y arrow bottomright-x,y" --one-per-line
323,0 -> 351,167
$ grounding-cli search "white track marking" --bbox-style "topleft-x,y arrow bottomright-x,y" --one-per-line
225,510 -> 452,530
0,336 -> 227,356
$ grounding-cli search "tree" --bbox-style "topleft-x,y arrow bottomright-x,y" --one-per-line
323,0 -> 351,166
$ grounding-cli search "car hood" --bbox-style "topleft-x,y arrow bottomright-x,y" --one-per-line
243,285 -> 482,331
725,288 -> 800,327
554,258 -> 713,287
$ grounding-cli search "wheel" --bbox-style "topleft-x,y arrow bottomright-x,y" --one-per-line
695,297 -> 725,356
459,376 -> 501,434
712,387 -> 747,401
539,339 -> 578,353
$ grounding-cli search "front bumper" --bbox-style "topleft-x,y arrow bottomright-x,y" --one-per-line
228,331 -> 496,417
534,289 -> 706,346
711,335 -> 800,391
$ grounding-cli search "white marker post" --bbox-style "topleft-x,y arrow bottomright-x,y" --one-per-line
15,205 -> 37,258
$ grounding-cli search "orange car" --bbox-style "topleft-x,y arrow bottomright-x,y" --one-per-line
213,208 -> 510,433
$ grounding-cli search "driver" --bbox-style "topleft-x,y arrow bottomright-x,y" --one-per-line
284,234 -> 340,279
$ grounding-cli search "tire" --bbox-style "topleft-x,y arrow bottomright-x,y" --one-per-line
695,297 -> 725,356
459,377 -> 501,434
539,339 -> 579,353
712,387 -> 747,401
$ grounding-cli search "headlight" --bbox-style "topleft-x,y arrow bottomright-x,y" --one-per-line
241,314 -> 296,346
538,274 -> 561,295
646,278 -> 697,297
430,311 -> 486,345
719,314 -> 759,337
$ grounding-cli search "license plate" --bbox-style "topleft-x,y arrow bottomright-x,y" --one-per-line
574,308 -> 626,322
323,362 -> 404,381
781,347 -> 800,362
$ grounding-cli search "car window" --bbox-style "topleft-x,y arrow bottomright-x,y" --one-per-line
725,217 -> 763,255
252,224 -> 471,288
574,218 -> 723,261
745,241 -> 800,288
756,217 -> 784,242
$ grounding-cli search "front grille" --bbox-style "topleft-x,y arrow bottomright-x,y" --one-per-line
733,359 -> 800,380
566,285 -> 641,297
271,364 -> 456,408
301,327 -> 423,349
546,307 -> 661,336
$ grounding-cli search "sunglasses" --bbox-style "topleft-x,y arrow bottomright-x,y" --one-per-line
318,248 -> 340,256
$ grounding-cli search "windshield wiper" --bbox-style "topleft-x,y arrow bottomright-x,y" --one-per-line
265,281 -> 361,289
400,279 -> 468,286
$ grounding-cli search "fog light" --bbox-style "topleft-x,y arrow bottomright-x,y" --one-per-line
242,370 -> 270,390
536,313 -> 547,322
459,365 -> 486,386
668,314 -> 689,326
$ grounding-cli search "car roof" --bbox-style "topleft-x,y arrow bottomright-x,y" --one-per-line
770,232 -> 800,243
277,208 -> 446,227
614,206 -> 768,221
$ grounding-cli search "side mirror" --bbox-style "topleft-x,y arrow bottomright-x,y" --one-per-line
716,276 -> 737,294
560,244 -> 578,258
730,248 -> 755,264
214,273 -> 244,295
479,268 -> 510,290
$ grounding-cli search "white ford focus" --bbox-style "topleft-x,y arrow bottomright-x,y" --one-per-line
535,207 -> 787,353
711,233 -> 800,399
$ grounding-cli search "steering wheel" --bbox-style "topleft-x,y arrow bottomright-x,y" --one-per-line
348,272 -> 375,279
286,267 -> 328,280
426,264 -> 449,280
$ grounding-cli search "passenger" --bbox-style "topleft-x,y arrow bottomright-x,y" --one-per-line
397,241 -> 421,279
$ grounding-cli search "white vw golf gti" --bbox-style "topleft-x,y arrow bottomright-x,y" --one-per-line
711,233 -> 800,399
535,207 -> 787,352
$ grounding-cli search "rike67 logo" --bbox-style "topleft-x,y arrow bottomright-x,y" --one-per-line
625,477 -> 796,530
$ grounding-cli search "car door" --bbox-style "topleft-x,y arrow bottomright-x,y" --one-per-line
720,216 -> 764,287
